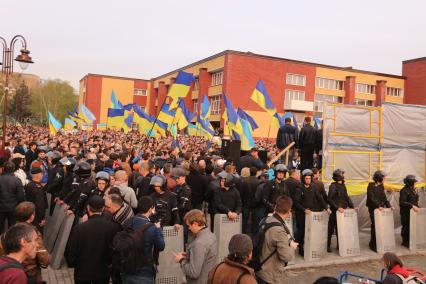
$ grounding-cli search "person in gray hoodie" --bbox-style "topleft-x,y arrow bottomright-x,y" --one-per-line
174,209 -> 217,284
113,170 -> 138,209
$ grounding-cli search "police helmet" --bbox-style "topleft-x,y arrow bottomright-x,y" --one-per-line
403,175 -> 417,187
332,169 -> 345,182
274,164 -> 287,173
373,170 -> 386,183
302,169 -> 314,177
95,171 -> 110,182
74,161 -> 92,178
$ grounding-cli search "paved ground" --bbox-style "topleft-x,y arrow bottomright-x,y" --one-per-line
42,232 -> 426,284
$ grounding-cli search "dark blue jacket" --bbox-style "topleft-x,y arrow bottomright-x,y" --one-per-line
276,123 -> 299,150
123,215 -> 165,277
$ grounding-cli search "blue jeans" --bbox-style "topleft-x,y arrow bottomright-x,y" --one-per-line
121,273 -> 154,284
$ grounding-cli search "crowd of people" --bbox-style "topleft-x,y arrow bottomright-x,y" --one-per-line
0,122 -> 423,284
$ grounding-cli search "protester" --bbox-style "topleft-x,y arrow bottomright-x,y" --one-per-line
238,147 -> 265,174
119,196 -> 165,284
298,116 -> 317,172
381,252 -> 411,284
208,234 -> 256,284
114,170 -> 138,209
104,193 -> 134,226
0,161 -> 25,233
174,209 -> 217,284
65,195 -> 121,284
276,117 -> 299,167
240,167 -> 260,235
0,223 -> 38,284
256,196 -> 298,284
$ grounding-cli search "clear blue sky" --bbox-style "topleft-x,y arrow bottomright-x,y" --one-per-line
2,0 -> 425,89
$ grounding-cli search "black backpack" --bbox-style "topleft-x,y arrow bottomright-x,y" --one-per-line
249,214 -> 292,272
112,217 -> 155,274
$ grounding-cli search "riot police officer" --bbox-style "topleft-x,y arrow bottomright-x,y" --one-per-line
261,164 -> 288,213
294,169 -> 329,256
90,171 -> 110,197
63,161 -> 96,220
171,168 -> 191,221
327,169 -> 355,252
399,175 -> 420,248
366,170 -> 392,252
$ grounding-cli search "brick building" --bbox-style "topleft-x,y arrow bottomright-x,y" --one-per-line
79,50 -> 426,137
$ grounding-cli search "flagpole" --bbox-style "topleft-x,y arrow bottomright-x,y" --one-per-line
148,95 -> 168,137
266,117 -> 272,142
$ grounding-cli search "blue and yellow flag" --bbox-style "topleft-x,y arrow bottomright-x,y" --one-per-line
237,108 -> 258,131
153,119 -> 168,137
79,104 -> 96,123
123,103 -> 134,111
64,118 -> 76,130
110,90 -> 123,109
200,95 -> 211,120
186,123 -> 212,139
168,71 -> 194,109
133,105 -> 154,132
107,108 -> 125,129
196,116 -> 215,138
250,80 -> 276,115
313,115 -> 321,129
123,111 -> 133,133
175,99 -> 194,130
48,112 -> 62,135
222,95 -> 243,135
157,104 -> 175,126
271,112 -> 284,128
240,119 -> 255,151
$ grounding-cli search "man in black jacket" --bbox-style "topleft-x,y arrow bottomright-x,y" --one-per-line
276,117 -> 299,168
214,172 -> 242,221
399,175 -> 420,248
65,195 -> 121,284
327,169 -> 354,252
185,163 -> 204,210
298,117 -> 317,172
24,168 -> 48,232
261,164 -> 288,213
134,161 -> 154,200
237,148 -> 265,174
366,170 -> 392,252
240,167 -> 260,234
25,142 -> 37,173
0,162 -> 25,233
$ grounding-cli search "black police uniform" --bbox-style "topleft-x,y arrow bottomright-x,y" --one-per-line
25,180 -> 48,232
173,183 -> 191,220
327,182 -> 354,250
261,179 -> 288,213
298,124 -> 317,171
150,191 -> 180,227
399,185 -> 419,246
366,182 -> 391,251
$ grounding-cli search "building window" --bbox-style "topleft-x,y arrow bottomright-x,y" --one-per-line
211,72 -> 223,86
387,87 -> 403,97
134,88 -> 147,96
194,78 -> 199,91
286,73 -> 306,86
210,95 -> 222,115
139,106 -> 146,112
314,94 -> 343,116
285,90 -> 305,103
356,83 -> 376,94
354,98 -> 373,106
315,77 -> 344,90
193,99 -> 198,114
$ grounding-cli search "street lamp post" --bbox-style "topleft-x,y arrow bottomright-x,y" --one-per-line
0,35 -> 34,152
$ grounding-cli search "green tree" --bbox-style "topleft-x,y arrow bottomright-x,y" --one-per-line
29,79 -> 78,125
8,81 -> 31,123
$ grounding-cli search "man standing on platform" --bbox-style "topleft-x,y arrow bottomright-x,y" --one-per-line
298,117 -> 317,172
276,117 -> 298,168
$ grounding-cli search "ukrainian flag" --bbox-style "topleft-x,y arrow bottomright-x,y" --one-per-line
270,112 -> 285,128
313,115 -> 321,129
110,90 -> 123,109
48,112 -> 62,135
64,118 -> 76,130
123,111 -> 133,133
196,116 -> 215,138
240,119 -> 255,151
186,123 -> 211,139
167,71 -> 194,109
133,105 -> 154,132
153,119 -> 167,137
250,80 -> 276,115
107,108 -> 125,129
175,99 -> 194,130
123,103 -> 134,111
222,95 -> 243,135
79,104 -> 96,124
200,95 -> 211,120
67,111 -> 82,125
157,104 -> 175,126
237,108 -> 258,131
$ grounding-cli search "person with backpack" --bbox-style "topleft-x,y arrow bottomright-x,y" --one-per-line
174,209 -> 217,284
65,195 -> 121,284
117,196 -> 165,284
255,196 -> 298,284
381,252 -> 420,284
0,223 -> 38,284
208,234 -> 256,284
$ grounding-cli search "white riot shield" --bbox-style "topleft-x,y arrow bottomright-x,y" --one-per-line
374,208 -> 395,253
409,208 -> 426,251
304,211 -> 328,261
214,214 -> 242,262
337,209 -> 360,257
